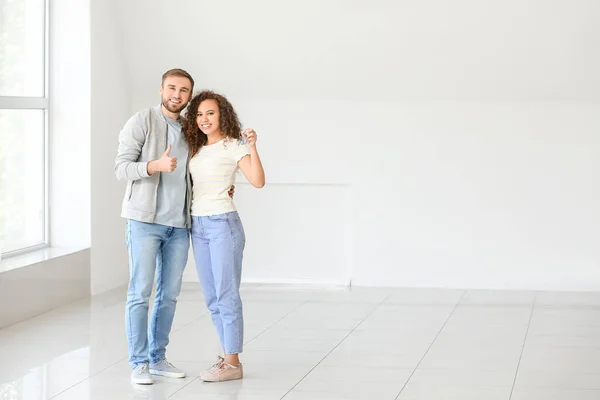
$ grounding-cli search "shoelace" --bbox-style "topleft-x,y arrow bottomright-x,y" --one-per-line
209,356 -> 225,370
217,362 -> 240,374
207,357 -> 226,374
213,362 -> 230,376
163,360 -> 176,369
137,364 -> 149,374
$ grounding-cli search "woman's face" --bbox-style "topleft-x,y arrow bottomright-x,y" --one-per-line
196,99 -> 221,135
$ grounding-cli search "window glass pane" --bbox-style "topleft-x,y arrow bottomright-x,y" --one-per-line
0,109 -> 45,254
0,0 -> 45,97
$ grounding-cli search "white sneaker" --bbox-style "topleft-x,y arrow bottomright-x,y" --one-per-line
149,359 -> 186,378
131,364 -> 154,385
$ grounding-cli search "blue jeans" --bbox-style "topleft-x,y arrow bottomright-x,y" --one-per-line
125,219 -> 189,367
191,212 -> 245,354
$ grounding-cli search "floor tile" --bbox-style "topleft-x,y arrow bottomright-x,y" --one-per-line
397,384 -> 511,400
408,368 -> 515,386
511,387 -> 600,400
2,284 -> 600,400
384,288 -> 465,305
515,369 -> 600,390
460,290 -> 536,306
291,378 -> 404,400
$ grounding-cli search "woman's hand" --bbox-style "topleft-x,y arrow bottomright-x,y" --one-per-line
238,128 -> 265,188
242,128 -> 257,148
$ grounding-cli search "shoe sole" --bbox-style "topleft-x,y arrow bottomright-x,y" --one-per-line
149,369 -> 186,378
131,378 -> 154,385
200,375 -> 243,382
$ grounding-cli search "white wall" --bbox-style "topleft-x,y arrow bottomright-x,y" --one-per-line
49,0 -> 91,249
348,102 -> 600,289
98,0 -> 600,290
90,0 -> 131,295
117,0 -> 600,102
181,183 -> 354,285
0,249 -> 90,329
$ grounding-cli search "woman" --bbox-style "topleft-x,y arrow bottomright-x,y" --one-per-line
183,90 -> 265,382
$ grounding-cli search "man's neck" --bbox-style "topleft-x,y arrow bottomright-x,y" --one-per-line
161,104 -> 180,120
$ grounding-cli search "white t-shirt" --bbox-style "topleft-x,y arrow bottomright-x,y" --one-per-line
189,138 -> 250,217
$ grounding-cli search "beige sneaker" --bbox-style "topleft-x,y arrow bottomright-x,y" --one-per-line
200,360 -> 243,382
199,356 -> 224,379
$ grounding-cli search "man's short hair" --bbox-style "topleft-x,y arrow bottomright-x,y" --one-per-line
161,69 -> 194,91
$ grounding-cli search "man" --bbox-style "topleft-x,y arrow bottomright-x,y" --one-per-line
115,69 -> 194,384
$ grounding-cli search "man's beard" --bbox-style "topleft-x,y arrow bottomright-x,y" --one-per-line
162,98 -> 187,114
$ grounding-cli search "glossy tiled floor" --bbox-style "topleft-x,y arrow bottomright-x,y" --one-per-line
3,284 -> 600,399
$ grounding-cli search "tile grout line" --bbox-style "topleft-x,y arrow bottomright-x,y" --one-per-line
508,292 -> 537,400
242,295 -> 317,347
167,291 -> 327,399
48,299 -> 216,398
170,309 -> 211,333
49,355 -> 128,399
42,294 -> 130,398
279,292 -> 396,399
165,377 -> 200,399
49,295 -> 309,399
393,290 -> 467,400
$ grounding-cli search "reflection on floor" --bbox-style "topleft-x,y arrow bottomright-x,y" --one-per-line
3,283 -> 600,399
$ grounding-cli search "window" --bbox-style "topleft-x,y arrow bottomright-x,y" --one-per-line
0,0 -> 48,256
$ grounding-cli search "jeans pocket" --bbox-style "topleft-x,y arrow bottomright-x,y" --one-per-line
230,213 -> 245,244
207,213 -> 228,222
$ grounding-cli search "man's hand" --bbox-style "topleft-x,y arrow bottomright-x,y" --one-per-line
228,185 -> 235,199
147,144 -> 177,175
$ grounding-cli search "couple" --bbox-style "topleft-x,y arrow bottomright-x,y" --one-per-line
114,69 -> 265,385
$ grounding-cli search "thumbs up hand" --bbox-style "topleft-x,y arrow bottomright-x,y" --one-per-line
158,144 -> 177,172
146,144 -> 178,175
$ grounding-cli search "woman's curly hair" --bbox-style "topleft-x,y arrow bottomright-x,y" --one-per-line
182,90 -> 242,156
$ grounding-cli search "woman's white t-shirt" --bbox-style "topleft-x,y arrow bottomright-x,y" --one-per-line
189,138 -> 250,217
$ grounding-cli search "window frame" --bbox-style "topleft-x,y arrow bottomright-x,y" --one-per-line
0,0 -> 50,258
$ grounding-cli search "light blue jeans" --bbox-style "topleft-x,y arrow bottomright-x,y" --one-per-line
125,219 -> 189,367
191,212 -> 245,354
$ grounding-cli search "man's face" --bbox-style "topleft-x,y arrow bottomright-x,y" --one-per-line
159,76 -> 192,115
